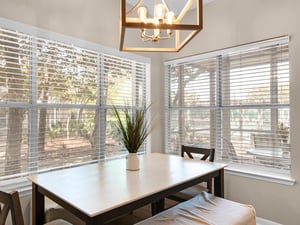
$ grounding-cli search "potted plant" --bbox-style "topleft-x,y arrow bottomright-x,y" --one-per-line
112,105 -> 151,170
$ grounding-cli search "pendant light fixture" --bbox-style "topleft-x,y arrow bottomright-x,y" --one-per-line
120,0 -> 203,52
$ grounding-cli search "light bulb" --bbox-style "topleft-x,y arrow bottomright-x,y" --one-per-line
166,11 -> 174,36
155,3 -> 165,21
138,6 -> 148,23
166,11 -> 174,24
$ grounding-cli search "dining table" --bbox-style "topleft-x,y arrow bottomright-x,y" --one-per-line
28,153 -> 227,225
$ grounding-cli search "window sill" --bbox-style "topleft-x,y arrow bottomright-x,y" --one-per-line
224,163 -> 295,186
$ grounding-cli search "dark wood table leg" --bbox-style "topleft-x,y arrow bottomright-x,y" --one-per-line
32,183 -> 45,225
151,198 -> 165,215
214,168 -> 224,198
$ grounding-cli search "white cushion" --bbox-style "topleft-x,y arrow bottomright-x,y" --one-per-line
135,192 -> 256,225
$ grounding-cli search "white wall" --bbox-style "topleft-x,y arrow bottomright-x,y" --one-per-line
0,0 -> 299,224
163,0 -> 300,224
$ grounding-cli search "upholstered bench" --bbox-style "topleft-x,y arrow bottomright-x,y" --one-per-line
135,192 -> 256,225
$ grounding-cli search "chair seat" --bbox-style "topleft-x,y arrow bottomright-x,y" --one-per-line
135,192 -> 256,225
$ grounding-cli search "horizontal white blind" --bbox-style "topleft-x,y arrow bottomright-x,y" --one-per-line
0,23 -> 149,182
219,40 -> 290,174
0,28 -> 31,178
103,54 -> 146,106
221,44 -> 289,106
36,38 -> 99,105
166,57 -> 217,154
102,53 -> 148,158
165,36 -> 290,175
0,28 -> 30,102
170,58 -> 217,107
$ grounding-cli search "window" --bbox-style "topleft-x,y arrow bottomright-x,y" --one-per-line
0,19 -> 150,185
165,36 -> 290,178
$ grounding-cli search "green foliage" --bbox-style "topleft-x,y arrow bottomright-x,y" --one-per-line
47,123 -> 62,141
106,120 -> 121,143
78,117 -> 96,144
112,105 -> 151,153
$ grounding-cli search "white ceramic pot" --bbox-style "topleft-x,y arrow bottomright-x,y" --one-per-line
126,153 -> 140,171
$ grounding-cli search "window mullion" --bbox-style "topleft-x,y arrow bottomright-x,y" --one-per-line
28,36 -> 38,173
164,65 -> 171,153
98,53 -> 105,160
220,55 -> 232,161
178,65 -> 185,149
270,47 -> 279,131
215,55 -> 222,158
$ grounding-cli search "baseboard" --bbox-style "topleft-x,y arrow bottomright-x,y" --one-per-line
256,217 -> 282,225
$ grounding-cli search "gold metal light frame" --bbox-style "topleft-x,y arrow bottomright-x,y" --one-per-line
120,0 -> 203,52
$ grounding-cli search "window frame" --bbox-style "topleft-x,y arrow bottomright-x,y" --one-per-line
165,36 -> 294,184
0,18 -> 151,191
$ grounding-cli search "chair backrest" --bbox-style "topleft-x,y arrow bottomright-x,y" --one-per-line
0,191 -> 25,225
181,145 -> 215,162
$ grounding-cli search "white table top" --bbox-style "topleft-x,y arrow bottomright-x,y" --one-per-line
28,153 -> 226,218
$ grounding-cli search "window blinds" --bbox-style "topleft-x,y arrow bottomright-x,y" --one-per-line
219,39 -> 290,173
165,36 -> 290,175
0,24 -> 149,182
103,53 -> 147,107
166,57 -> 218,154
102,54 -> 148,158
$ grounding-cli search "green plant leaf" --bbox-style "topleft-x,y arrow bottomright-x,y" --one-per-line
112,105 -> 151,153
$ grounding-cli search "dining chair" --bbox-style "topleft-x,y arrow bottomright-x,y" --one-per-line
0,190 -> 72,225
167,145 -> 215,202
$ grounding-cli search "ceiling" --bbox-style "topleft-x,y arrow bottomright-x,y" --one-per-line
126,0 -> 215,16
